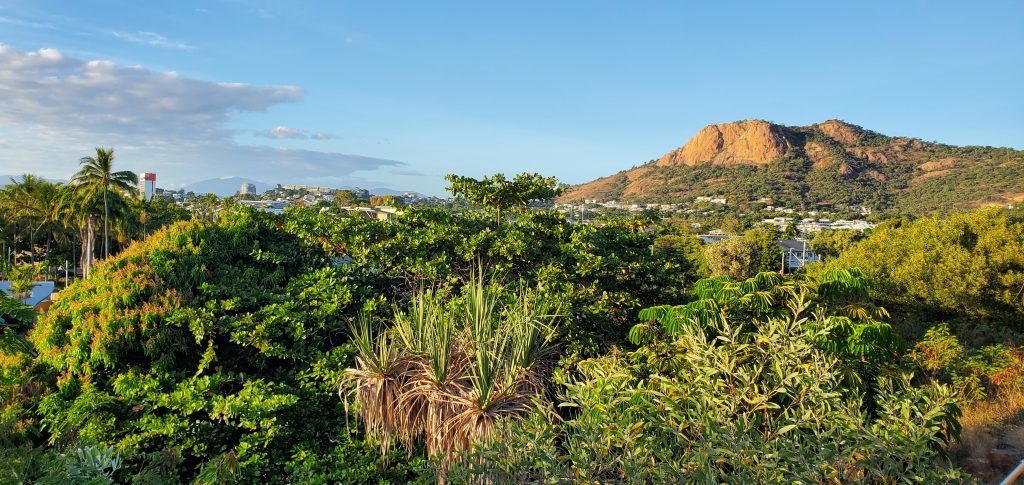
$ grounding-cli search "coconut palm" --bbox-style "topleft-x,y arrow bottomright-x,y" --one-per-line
1,175 -> 45,263
71,147 -> 138,259
12,177 -> 67,265
59,182 -> 111,280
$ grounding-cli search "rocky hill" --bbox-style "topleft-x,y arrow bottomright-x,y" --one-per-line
559,120 -> 1024,213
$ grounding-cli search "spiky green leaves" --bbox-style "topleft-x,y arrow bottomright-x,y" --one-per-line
343,276 -> 562,466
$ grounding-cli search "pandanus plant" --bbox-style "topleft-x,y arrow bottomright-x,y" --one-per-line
342,277 -> 560,468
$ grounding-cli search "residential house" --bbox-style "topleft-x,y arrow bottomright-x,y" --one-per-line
778,239 -> 820,272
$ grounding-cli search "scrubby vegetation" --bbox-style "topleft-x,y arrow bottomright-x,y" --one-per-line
3,169 -> 1024,482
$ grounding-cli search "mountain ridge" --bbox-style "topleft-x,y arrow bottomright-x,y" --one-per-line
558,119 -> 1024,213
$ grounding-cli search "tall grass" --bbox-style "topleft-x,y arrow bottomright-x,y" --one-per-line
949,388 -> 1024,480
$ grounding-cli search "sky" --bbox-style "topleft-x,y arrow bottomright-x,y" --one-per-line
0,0 -> 1021,195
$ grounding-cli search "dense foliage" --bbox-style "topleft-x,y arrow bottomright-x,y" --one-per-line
814,209 -> 1024,324
450,276 -> 963,483
1,167 -> 188,282
4,166 -> 1023,482
445,172 -> 562,225
1,211 -> 419,482
285,206 -> 695,361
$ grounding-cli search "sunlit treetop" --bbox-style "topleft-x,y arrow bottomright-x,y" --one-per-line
444,172 -> 563,225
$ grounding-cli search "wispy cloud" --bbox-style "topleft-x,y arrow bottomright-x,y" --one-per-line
256,127 -> 338,140
112,31 -> 193,50
257,125 -> 307,139
0,45 -> 407,185
0,15 -> 55,30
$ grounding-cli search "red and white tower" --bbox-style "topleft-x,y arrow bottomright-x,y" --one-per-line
139,172 -> 156,201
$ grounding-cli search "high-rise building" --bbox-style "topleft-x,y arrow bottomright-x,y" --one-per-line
138,173 -> 156,201
240,182 -> 256,195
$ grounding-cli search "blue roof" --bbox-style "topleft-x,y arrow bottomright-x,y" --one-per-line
0,281 -> 56,308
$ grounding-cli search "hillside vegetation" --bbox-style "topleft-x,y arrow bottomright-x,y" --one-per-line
560,119 -> 1024,213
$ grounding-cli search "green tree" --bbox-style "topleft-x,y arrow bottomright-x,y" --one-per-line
332,189 -> 361,207
369,194 -> 403,207
814,209 -> 1024,321
809,228 -> 864,259
652,234 -> 707,277
71,148 -> 138,260
704,238 -> 758,280
59,183 -> 102,279
783,220 -> 799,239
3,210 -> 412,482
445,172 -> 563,225
190,193 -> 221,221
0,175 -> 66,264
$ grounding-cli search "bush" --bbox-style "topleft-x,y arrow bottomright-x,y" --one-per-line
1,209 -> 402,482
451,289 -> 965,483
815,209 -> 1024,322
704,238 -> 758,280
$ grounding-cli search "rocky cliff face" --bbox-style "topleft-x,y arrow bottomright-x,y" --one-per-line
655,120 -> 795,167
816,119 -> 862,145
558,119 -> 1024,213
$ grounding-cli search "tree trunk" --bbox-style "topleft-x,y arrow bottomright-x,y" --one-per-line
103,189 -> 110,259
46,227 -> 52,263
496,208 -> 502,226
83,216 -> 96,279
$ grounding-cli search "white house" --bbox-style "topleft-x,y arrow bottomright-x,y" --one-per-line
778,240 -> 820,272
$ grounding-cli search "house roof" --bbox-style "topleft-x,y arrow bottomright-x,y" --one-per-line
0,280 -> 56,308
777,239 -> 812,253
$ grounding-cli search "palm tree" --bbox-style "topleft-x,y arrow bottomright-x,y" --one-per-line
59,185 -> 98,279
1,174 -> 57,264
72,148 -> 138,259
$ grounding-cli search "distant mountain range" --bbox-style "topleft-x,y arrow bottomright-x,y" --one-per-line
558,119 -> 1024,213
179,176 -> 422,198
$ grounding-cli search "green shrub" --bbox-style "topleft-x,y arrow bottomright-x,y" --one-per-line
1,210 -> 402,482
451,289 -> 966,483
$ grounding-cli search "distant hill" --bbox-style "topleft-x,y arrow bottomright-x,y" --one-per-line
559,119 -> 1024,213
182,177 -> 273,197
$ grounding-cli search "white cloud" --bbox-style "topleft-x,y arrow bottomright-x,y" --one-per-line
112,31 -> 194,50
0,45 -> 407,185
257,125 -> 307,139
311,132 -> 336,140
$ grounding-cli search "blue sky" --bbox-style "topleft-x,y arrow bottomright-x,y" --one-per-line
0,0 -> 1021,195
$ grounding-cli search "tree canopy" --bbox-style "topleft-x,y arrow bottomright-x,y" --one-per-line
445,172 -> 563,224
